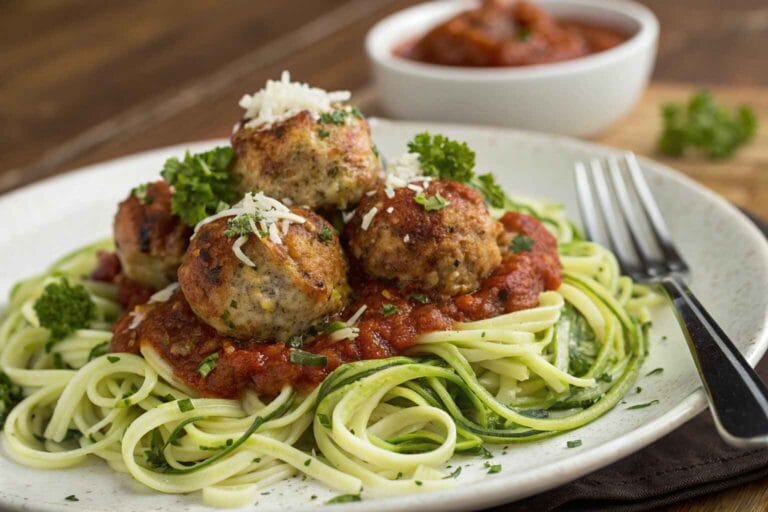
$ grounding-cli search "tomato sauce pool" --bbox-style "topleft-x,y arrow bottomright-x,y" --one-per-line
109,211 -> 562,399
393,0 -> 629,68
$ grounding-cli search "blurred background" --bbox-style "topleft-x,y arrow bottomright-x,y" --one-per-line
0,1 -> 767,510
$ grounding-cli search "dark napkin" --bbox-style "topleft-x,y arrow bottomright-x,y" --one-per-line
490,212 -> 768,512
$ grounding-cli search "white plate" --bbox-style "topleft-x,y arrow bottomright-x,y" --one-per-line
1,120 -> 767,512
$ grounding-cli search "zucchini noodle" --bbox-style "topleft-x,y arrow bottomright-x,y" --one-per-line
0,201 -> 661,508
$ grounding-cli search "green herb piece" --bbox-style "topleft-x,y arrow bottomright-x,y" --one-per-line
34,278 -> 96,343
380,304 -> 399,317
304,458 -> 312,466
414,192 -> 450,212
519,409 -> 549,419
311,495 -> 318,500
319,110 -> 348,125
597,373 -> 613,383
317,414 -> 332,428
350,106 -> 364,119
326,494 -> 361,504
317,226 -> 334,243
289,349 -> 327,366
446,466 -> 462,479
485,462 -> 502,474
645,367 -> 664,377
107,356 -> 120,364
636,386 -> 642,394
517,26 -> 532,41
323,320 -> 347,333
658,90 -> 758,159
52,352 -> 66,369
197,353 -> 219,377
144,428 -> 170,471
317,128 -> 330,139
131,183 -> 154,205
415,480 -> 423,486
65,495 -> 79,502
287,335 -> 304,349
160,146 -> 236,226
471,173 -> 507,208
566,439 -> 582,448
627,399 -> 660,410
0,372 -> 21,429
87,342 -> 109,361
410,293 -> 430,304
177,398 -> 195,413
408,132 -> 475,182
224,212 -> 262,238
396,471 -> 403,480
510,234 -> 535,253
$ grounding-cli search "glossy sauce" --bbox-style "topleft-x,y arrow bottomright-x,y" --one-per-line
394,0 -> 628,68
110,211 -> 562,398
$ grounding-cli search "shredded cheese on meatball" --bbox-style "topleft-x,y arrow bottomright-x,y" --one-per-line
196,192 -> 306,267
361,207 -> 379,231
383,152 -> 432,198
239,71 -> 351,130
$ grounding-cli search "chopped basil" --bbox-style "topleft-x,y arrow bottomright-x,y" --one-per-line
415,480 -> 423,486
197,353 -> 219,377
410,293 -> 430,304
485,462 -> 502,474
510,234 -> 535,253
317,128 -> 330,139
380,303 -> 399,317
597,373 -> 613,383
87,342 -> 109,361
65,495 -> 79,502
107,356 -> 120,364
326,494 -> 361,504
627,399 -> 660,410
317,413 -> 332,428
177,398 -> 195,412
445,466 -> 462,479
289,349 -> 327,366
304,458 -> 312,466
645,367 -> 664,376
414,192 -> 449,212
319,110 -> 348,125
566,439 -> 582,448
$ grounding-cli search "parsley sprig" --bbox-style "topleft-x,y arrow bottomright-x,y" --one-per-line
658,90 -> 757,159
407,132 -> 510,208
160,146 -> 237,226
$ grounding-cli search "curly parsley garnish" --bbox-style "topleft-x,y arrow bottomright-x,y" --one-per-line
510,234 -> 535,253
0,372 -> 21,429
160,146 -> 237,226
33,278 -> 96,343
658,90 -> 757,159
414,192 -> 450,212
406,132 -> 513,208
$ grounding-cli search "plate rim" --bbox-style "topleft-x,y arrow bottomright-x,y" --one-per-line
1,121 -> 767,512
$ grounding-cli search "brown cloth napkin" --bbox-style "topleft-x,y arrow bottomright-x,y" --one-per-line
491,212 -> 768,512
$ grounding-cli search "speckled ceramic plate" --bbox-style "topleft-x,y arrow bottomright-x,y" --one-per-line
1,120 -> 767,512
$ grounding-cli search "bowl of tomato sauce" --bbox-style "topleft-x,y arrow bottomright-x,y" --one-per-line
366,0 -> 658,136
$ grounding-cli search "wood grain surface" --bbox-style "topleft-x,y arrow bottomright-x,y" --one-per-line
1,1 -> 767,510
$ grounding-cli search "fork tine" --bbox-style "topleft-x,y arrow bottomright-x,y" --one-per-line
607,157 -> 664,277
624,153 -> 689,274
589,159 -> 642,278
574,161 -> 601,242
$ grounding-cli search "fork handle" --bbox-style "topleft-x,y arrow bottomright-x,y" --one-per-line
660,275 -> 768,446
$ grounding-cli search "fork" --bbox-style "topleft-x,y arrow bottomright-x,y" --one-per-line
574,153 -> 768,447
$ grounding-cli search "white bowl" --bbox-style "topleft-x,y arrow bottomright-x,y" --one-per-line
366,0 -> 659,137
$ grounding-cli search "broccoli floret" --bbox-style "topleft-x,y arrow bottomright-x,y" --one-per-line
33,278 -> 96,342
0,372 -> 21,429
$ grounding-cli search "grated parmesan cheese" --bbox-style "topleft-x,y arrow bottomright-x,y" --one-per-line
404,234 -> 411,243
239,71 -> 351,130
386,206 -> 394,214
347,304 -> 368,326
196,192 -> 306,267
361,207 -> 379,231
149,283 -> 179,303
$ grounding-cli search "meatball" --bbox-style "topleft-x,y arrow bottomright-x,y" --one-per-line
346,179 -> 503,298
177,208 -> 350,341
231,109 -> 381,210
113,181 -> 191,289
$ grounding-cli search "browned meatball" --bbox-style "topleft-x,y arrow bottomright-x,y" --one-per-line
177,208 -> 350,341
345,180 -> 502,298
231,109 -> 381,210
113,181 -> 191,289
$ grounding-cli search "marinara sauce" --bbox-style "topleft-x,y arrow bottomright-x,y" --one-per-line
394,0 -> 628,68
110,211 -> 562,398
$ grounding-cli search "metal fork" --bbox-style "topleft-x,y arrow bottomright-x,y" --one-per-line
574,153 -> 768,447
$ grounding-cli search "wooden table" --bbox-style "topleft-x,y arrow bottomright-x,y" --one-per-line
1,1 -> 767,510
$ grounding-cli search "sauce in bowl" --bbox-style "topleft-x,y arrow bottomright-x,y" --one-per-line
394,0 -> 629,68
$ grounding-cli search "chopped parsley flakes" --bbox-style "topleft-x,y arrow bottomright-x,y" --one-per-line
510,234 -> 535,253
566,439 -> 582,448
326,494 -> 361,504
317,226 -> 334,243
380,303 -> 399,317
414,192 -> 449,212
224,212 -> 261,238
177,398 -> 195,412
626,399 -> 660,410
